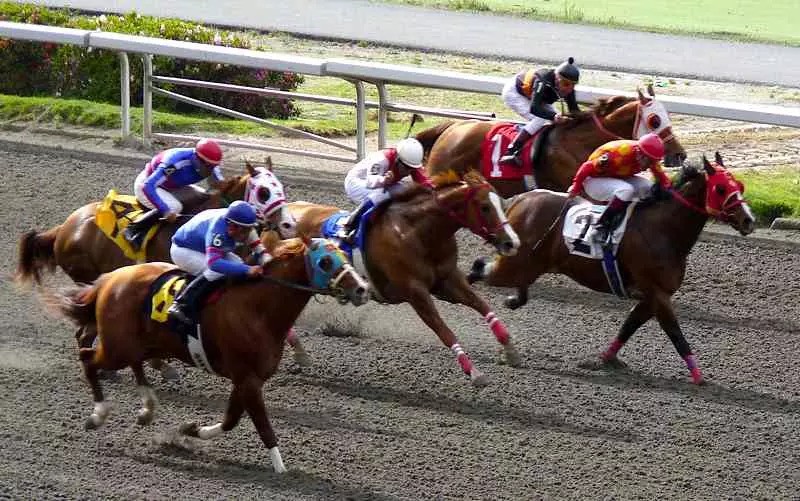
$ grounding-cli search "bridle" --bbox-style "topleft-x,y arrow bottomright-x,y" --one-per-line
591,102 -> 676,145
669,174 -> 746,223
433,181 -> 510,242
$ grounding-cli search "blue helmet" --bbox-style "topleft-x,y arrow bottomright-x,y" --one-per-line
225,201 -> 258,227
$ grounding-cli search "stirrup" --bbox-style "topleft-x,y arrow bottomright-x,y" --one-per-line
499,153 -> 521,165
167,304 -> 193,325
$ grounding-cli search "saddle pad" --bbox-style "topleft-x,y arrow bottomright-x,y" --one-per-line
480,123 -> 536,181
95,189 -> 160,262
562,201 -> 637,259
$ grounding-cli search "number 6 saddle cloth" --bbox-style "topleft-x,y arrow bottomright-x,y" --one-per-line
562,200 -> 638,259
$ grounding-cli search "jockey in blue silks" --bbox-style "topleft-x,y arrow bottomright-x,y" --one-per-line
125,138 -> 225,249
167,201 -> 271,324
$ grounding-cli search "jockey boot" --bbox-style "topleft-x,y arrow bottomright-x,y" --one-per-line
499,129 -> 532,166
167,275 -> 216,325
338,199 -> 375,244
124,209 -> 162,250
594,197 -> 630,247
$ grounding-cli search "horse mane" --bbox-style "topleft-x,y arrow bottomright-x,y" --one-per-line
564,96 -> 635,128
271,238 -> 307,260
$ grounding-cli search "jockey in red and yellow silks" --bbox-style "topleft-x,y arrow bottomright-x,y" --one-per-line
567,133 -> 671,243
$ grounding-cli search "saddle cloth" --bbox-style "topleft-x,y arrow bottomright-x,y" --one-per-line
480,122 -> 538,184
562,201 -> 637,259
95,190 -> 160,261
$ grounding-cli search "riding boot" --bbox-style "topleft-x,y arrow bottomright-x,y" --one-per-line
499,129 -> 532,166
338,198 -> 375,244
124,209 -> 162,250
594,197 -> 630,247
167,275 -> 216,325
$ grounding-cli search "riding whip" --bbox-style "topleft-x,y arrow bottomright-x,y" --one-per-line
404,113 -> 421,138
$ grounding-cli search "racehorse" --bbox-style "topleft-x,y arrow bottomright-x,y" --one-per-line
49,237 -> 370,474
416,86 -> 687,198
467,153 -> 755,384
16,158 -> 296,285
288,171 -> 522,386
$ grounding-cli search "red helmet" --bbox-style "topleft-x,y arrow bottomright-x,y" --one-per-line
195,138 -> 223,164
637,133 -> 665,160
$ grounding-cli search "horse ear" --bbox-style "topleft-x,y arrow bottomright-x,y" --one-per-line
637,87 -> 650,105
647,83 -> 655,97
702,155 -> 716,175
265,156 -> 273,172
245,158 -> 257,177
714,151 -> 725,167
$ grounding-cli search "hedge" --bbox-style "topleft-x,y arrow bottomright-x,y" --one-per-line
0,3 -> 303,119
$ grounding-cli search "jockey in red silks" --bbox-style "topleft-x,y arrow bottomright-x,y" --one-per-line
567,133 -> 672,243
125,138 -> 225,249
499,57 -> 581,166
339,138 -> 433,243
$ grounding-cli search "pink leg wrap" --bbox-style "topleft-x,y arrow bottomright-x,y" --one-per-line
286,327 -> 298,347
684,354 -> 703,384
602,338 -> 624,361
485,312 -> 509,345
451,343 -> 474,375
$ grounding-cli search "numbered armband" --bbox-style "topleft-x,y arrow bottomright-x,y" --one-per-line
369,163 -> 382,175
162,164 -> 177,176
210,233 -> 226,249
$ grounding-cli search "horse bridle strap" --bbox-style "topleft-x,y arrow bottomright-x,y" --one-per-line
434,182 -> 507,240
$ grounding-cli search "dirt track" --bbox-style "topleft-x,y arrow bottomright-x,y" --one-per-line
1,139 -> 799,501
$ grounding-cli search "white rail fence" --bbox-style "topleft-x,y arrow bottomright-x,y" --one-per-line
2,20 -> 799,163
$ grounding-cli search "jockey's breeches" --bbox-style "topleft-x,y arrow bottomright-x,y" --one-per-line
170,244 -> 243,281
583,174 -> 652,202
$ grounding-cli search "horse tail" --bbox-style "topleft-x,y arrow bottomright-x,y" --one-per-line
55,281 -> 102,330
415,120 -> 457,154
16,226 -> 60,285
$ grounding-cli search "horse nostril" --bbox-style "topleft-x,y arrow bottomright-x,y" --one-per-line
282,222 -> 291,229
356,287 -> 366,296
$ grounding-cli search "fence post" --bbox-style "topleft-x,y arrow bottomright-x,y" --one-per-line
353,79 -> 366,160
376,81 -> 388,149
118,52 -> 130,138
142,54 -> 153,142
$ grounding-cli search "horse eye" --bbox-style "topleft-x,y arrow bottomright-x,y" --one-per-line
647,114 -> 662,130
318,255 -> 333,273
715,185 -> 726,196
257,187 -> 270,203
481,204 -> 491,214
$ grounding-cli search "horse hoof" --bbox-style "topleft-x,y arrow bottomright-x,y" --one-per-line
136,409 -> 154,426
159,365 -> 180,382
470,370 -> 490,388
504,295 -> 522,310
179,422 -> 200,437
501,344 -> 523,368
293,351 -> 312,367
84,416 -> 103,431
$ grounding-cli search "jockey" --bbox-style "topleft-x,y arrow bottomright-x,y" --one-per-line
499,57 -> 581,165
567,133 -> 672,245
125,138 -> 225,249
338,138 -> 433,244
167,201 -> 270,325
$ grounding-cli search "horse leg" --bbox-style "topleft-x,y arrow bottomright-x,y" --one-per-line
79,347 -> 110,430
131,362 -> 158,426
148,358 -> 180,382
652,291 -> 704,385
581,299 -> 653,371
239,376 -> 287,473
468,256 -> 537,310
435,273 -> 522,368
181,385 -> 245,440
286,327 -> 312,367
407,287 -> 489,387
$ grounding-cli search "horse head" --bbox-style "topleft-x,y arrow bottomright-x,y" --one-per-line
435,172 -> 520,256
304,237 -> 370,306
596,86 -> 686,167
245,158 -> 298,238
701,152 -> 755,235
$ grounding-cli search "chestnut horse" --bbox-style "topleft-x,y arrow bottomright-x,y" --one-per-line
468,153 -> 755,384
289,171 -> 521,386
417,86 -> 687,198
49,237 -> 370,474
16,159 -> 296,286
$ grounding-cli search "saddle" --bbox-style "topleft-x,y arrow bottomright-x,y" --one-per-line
480,123 -> 551,189
562,200 -> 638,259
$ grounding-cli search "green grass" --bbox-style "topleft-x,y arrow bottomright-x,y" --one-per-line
734,166 -> 800,222
383,0 -> 800,46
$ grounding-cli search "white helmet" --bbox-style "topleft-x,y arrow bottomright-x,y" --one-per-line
395,138 -> 424,169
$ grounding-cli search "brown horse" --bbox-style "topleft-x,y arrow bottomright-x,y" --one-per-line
16,160 -> 297,286
49,237 -> 370,473
467,153 -> 755,384
417,86 -> 687,198
289,171 -> 522,386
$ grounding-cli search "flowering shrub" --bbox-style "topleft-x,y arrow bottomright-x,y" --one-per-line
0,4 -> 303,118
